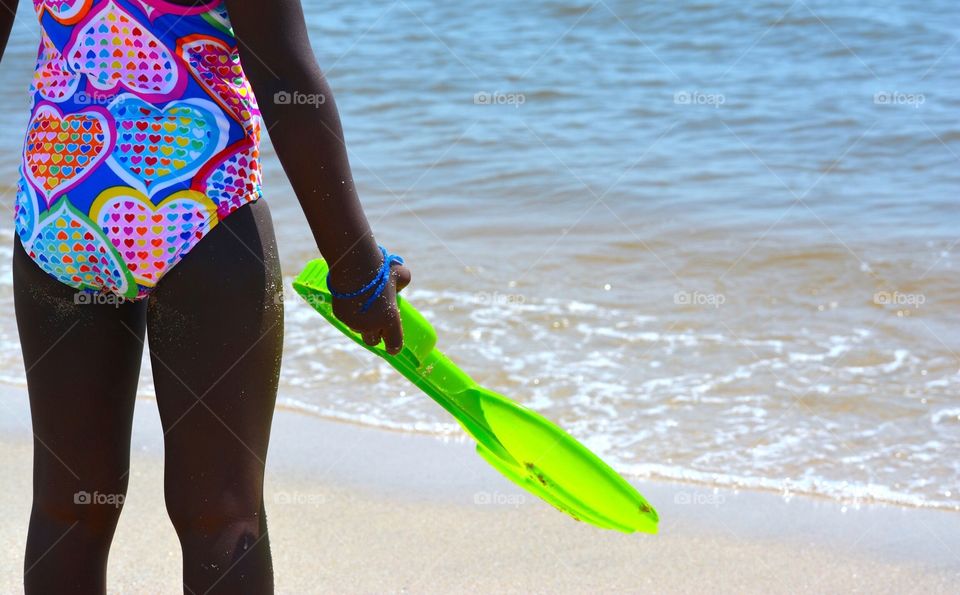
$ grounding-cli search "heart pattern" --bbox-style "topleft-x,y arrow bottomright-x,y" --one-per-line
14,168 -> 40,245
23,102 -> 113,204
195,136 -> 262,218
107,94 -> 228,197
66,0 -> 184,102
178,34 -> 258,131
32,32 -> 82,103
34,0 -> 92,24
26,196 -> 137,298
89,186 -> 218,286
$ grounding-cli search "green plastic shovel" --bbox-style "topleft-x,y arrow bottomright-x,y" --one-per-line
293,259 -> 658,534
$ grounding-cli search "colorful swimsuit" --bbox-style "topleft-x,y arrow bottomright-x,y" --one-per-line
15,0 -> 262,300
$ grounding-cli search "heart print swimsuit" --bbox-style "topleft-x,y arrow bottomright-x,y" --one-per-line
15,0 -> 262,300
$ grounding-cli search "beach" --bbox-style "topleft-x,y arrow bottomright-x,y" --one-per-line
1,384 -> 957,593
0,0 -> 958,591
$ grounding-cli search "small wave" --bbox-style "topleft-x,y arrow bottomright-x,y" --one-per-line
274,398 -> 960,512
842,349 -> 911,374
276,397 -> 462,436
931,408 -> 960,426
614,463 -> 960,512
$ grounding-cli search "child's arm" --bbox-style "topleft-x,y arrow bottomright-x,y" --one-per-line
225,0 -> 410,354
0,1 -> 19,60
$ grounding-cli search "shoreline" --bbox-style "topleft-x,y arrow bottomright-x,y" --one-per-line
4,378 -> 955,514
263,398 -> 960,514
1,383 -> 958,592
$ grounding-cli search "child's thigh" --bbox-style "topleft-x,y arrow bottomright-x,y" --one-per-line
146,199 -> 283,479
12,235 -> 148,488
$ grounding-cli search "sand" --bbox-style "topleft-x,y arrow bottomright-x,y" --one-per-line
0,384 -> 958,593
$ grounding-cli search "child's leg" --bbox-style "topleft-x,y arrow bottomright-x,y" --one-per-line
13,236 -> 147,595
147,199 -> 283,594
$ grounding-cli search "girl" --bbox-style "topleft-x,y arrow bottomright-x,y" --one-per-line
0,0 -> 411,592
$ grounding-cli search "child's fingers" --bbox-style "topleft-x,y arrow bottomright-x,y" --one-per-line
382,319 -> 403,355
393,265 -> 411,293
361,330 -> 381,347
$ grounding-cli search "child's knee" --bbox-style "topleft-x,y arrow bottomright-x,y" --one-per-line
165,482 -> 263,538
32,483 -> 127,534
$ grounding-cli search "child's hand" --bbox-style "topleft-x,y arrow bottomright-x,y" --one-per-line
331,262 -> 412,355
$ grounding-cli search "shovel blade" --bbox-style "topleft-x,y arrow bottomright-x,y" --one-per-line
469,387 -> 658,533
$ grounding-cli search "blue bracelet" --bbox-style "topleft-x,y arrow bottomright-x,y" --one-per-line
327,246 -> 405,313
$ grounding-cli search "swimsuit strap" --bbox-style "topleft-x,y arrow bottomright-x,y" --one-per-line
138,0 -> 223,16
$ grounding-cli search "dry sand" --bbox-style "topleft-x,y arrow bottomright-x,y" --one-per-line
0,384 -> 958,593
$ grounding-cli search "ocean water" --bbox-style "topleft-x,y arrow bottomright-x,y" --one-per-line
0,0 -> 958,510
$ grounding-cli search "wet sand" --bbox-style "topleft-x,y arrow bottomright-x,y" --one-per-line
0,384 -> 957,593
